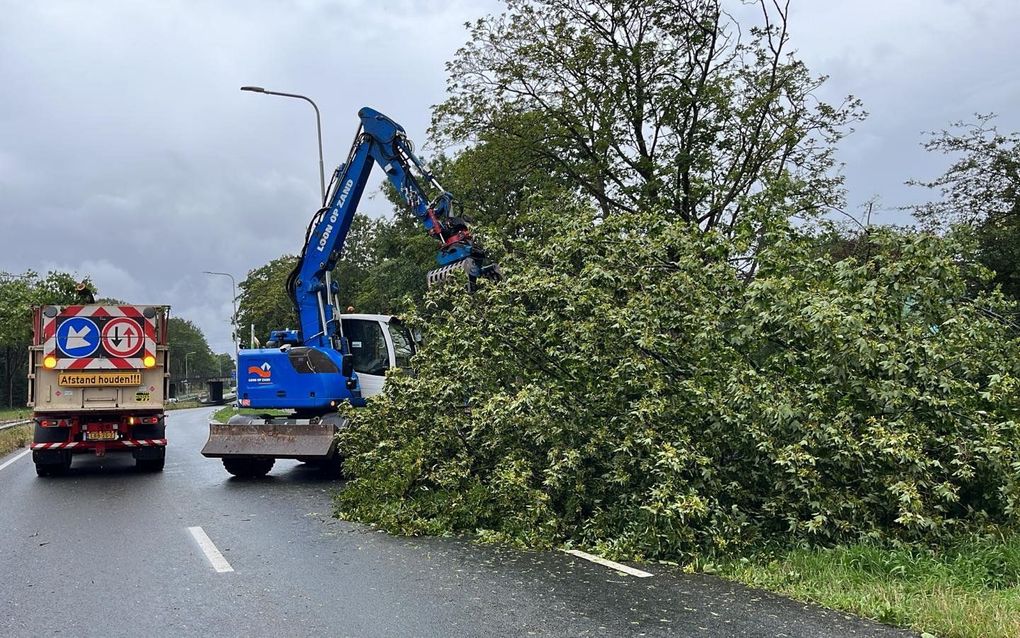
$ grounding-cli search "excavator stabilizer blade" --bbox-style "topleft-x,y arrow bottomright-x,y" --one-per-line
201,418 -> 338,460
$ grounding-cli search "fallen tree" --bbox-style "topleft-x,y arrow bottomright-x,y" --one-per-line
336,206 -> 1020,559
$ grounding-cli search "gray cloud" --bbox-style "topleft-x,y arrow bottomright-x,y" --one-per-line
789,0 -> 1020,220
2,0 -> 1018,353
1,0 -> 499,353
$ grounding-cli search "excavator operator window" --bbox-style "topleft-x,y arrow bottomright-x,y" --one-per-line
342,319 -> 389,376
387,321 -> 415,370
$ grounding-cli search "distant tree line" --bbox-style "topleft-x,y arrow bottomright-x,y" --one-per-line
0,271 -> 82,407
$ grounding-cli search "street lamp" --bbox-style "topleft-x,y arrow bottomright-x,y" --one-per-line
185,351 -> 196,395
241,85 -> 326,204
202,271 -> 238,357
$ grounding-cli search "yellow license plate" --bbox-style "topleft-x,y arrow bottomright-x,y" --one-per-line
85,431 -> 117,441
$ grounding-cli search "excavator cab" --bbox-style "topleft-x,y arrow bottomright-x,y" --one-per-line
340,314 -> 415,397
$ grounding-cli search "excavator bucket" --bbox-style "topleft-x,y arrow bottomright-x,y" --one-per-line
201,415 -> 340,460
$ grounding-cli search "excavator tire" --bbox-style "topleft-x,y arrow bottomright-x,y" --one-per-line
313,452 -> 344,478
222,457 -> 275,478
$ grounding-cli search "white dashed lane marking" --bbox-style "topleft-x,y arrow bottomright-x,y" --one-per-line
188,526 -> 235,573
0,449 -> 31,473
564,549 -> 654,578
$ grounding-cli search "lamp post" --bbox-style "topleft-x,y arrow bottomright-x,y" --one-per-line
202,271 -> 238,357
241,85 -> 326,204
185,351 -> 196,396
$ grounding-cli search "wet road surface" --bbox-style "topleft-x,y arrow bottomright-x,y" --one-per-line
0,407 -> 916,637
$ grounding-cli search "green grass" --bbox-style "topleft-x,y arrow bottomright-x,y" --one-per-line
210,406 -> 288,422
0,424 -> 31,457
0,406 -> 32,422
717,536 -> 1020,638
165,400 -> 203,410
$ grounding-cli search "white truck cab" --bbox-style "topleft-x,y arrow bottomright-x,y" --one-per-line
339,314 -> 415,397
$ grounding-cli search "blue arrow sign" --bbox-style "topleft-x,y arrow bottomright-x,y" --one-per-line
56,317 -> 100,358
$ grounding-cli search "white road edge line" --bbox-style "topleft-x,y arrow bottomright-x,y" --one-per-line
564,549 -> 653,578
0,449 -> 31,473
187,526 -> 235,573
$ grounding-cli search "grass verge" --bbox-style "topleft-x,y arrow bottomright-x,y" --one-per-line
166,400 -> 202,411
210,406 -> 288,422
0,424 -> 31,458
716,536 -> 1020,638
0,406 -> 31,422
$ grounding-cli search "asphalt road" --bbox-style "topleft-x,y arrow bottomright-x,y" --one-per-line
0,407 -> 917,637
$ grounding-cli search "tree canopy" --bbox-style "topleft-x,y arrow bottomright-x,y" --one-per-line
167,317 -> 220,385
338,206 -> 1020,557
910,115 -> 1020,304
236,255 -> 299,346
433,0 -> 862,242
235,212 -> 438,344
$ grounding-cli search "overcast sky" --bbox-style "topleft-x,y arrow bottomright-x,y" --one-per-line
2,0 -> 1018,354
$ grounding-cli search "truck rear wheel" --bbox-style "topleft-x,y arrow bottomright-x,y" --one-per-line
222,458 -> 274,478
136,448 -> 166,472
34,451 -> 71,477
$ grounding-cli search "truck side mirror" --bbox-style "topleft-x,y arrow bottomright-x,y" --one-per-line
341,354 -> 353,378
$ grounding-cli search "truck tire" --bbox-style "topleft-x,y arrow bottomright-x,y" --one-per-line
222,458 -> 274,478
136,448 -> 166,472
34,452 -> 71,477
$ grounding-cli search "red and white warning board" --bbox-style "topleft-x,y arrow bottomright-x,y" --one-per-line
43,305 -> 157,370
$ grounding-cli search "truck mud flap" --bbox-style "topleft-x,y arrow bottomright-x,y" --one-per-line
201,418 -> 339,460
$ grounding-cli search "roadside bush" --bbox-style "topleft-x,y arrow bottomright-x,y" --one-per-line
336,206 -> 1020,560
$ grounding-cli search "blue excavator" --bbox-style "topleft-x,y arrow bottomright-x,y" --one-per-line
201,107 -> 499,477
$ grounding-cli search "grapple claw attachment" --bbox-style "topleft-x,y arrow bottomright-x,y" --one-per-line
427,257 -> 502,289
427,259 -> 475,287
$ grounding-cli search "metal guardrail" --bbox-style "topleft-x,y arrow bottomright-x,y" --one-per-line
0,419 -> 32,433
